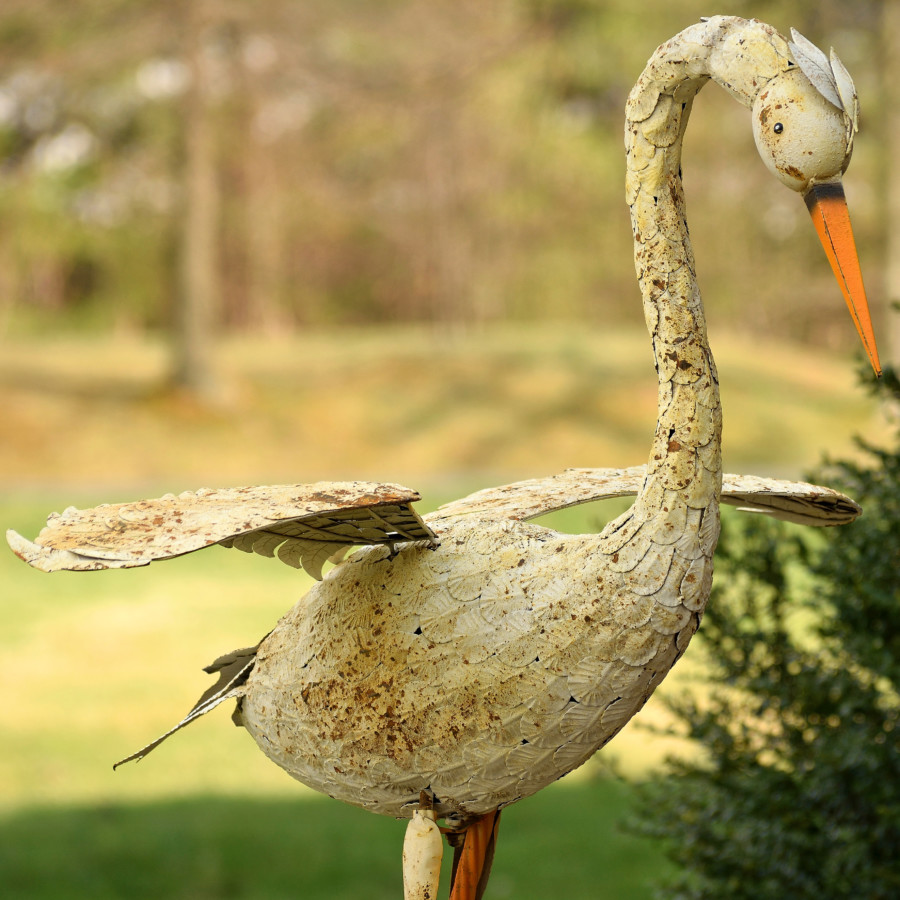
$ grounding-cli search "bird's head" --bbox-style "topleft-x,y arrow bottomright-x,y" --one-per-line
751,28 -> 880,375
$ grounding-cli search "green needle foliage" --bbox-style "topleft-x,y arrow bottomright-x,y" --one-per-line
632,368 -> 900,899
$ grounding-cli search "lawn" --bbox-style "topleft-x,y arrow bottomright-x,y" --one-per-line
0,778 -> 670,900
0,325 -> 887,488
1,325 -> 886,897
2,489 -> 676,899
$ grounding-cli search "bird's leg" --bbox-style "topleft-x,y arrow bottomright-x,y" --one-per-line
402,799 -> 444,900
447,811 -> 501,900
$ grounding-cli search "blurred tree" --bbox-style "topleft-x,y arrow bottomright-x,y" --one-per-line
0,1 -> 888,357
174,0 -> 220,396
881,0 -> 900,365
630,369 -> 900,899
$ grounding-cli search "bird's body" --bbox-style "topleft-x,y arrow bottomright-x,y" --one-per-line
243,510 -> 704,821
8,15 -> 881,899
235,15 -> 786,821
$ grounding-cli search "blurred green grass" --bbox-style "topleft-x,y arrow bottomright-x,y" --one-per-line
0,326 -> 888,488
2,484 -> 673,898
0,484 -> 691,812
0,778 -> 670,900
1,326 -> 886,896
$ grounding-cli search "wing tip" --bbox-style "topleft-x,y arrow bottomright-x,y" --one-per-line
6,529 -> 54,572
6,528 -> 136,572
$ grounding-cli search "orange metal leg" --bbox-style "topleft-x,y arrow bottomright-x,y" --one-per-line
448,810 -> 501,900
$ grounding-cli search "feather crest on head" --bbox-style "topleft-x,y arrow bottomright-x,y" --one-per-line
789,28 -> 859,151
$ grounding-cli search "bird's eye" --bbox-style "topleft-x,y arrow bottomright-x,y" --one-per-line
773,122 -> 784,134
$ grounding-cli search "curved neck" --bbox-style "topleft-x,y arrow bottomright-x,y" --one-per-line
625,16 -> 791,514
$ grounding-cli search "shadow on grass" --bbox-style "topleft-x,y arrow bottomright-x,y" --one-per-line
0,777 -> 669,899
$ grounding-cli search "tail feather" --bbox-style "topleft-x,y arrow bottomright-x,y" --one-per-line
113,641 -> 262,769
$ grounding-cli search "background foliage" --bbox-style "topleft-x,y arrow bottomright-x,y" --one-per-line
0,0 -> 890,354
2,4 -> 897,897
632,370 -> 900,899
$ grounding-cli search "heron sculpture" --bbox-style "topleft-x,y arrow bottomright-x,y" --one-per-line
8,16 -> 882,900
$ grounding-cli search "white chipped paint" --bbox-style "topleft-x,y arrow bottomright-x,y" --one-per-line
7,17 -> 864,839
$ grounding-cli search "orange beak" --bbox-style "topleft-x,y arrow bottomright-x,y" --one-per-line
805,181 -> 881,376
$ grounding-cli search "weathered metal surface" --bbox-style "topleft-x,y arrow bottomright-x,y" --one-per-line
241,513 -> 690,819
7,16 -> 869,854
788,29 -> 858,150
238,15 -> 865,821
113,644 -> 260,768
6,481 -> 436,577
403,808 -> 443,900
432,466 -> 861,527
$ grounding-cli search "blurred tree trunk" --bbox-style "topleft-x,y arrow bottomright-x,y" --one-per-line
422,104 -> 465,328
884,0 -> 900,367
245,151 -> 285,332
173,1 -> 220,397
241,45 -> 285,334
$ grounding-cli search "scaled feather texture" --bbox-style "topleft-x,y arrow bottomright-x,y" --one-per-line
7,16 -> 877,900
10,466 -> 860,779
7,481 -> 436,578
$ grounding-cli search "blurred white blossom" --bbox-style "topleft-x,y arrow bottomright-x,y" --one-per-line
32,123 -> 97,172
136,58 -> 190,100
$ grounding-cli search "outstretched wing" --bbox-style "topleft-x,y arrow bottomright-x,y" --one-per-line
718,471 -> 861,525
8,481 -> 437,580
432,467 -> 647,524
432,465 -> 861,527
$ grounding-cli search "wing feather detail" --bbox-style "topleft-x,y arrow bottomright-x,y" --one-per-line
433,466 -> 860,527
113,643 -> 261,768
8,469 -> 858,582
433,467 -> 648,523
8,481 -> 437,579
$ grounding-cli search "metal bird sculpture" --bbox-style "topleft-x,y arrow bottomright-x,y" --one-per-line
7,16 -> 881,900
